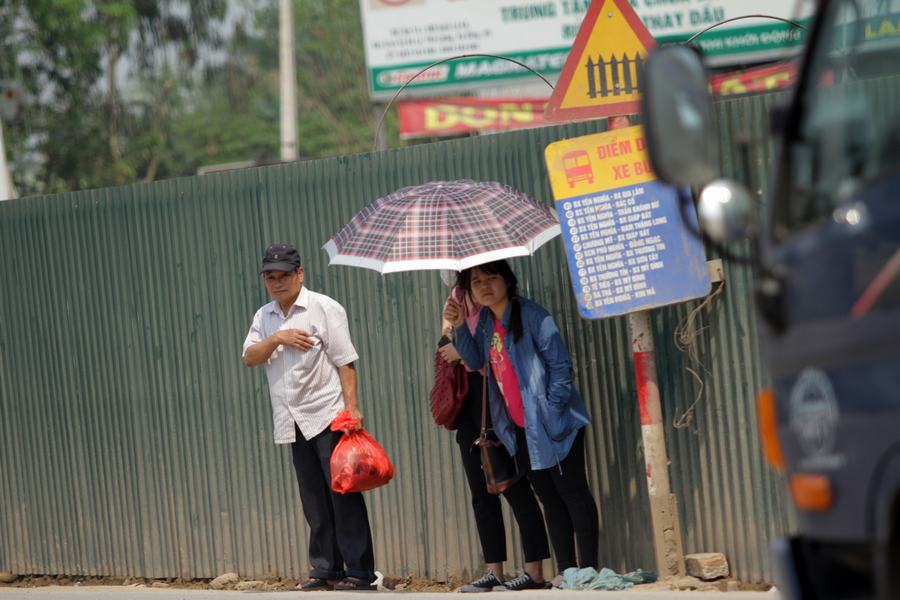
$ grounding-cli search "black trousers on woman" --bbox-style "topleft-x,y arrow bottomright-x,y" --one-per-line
515,426 -> 599,573
455,370 -> 550,564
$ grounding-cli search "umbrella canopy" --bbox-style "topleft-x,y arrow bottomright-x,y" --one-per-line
323,180 -> 560,274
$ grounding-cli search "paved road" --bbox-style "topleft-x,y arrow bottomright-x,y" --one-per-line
0,586 -> 778,600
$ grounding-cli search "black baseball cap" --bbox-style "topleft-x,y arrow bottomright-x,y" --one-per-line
260,243 -> 302,273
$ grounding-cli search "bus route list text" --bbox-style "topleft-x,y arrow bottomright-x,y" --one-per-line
562,185 -> 668,309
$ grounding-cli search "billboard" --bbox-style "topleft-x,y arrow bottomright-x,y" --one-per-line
359,0 -> 815,99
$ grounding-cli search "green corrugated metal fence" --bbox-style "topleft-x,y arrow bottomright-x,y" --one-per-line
0,96 -> 790,583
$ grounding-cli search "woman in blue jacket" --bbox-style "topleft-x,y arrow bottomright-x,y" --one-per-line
444,260 -> 599,585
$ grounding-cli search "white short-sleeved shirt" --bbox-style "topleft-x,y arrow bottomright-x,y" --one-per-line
243,286 -> 359,443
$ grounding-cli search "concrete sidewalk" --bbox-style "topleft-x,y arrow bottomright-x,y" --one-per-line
0,586 -> 779,600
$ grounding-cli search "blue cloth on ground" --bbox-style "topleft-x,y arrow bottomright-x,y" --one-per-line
559,566 -> 657,591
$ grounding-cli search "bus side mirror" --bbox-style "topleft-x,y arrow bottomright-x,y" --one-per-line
641,45 -> 720,188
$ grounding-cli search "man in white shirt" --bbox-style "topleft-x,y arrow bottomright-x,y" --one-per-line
243,243 -> 376,592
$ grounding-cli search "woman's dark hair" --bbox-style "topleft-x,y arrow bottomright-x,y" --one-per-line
458,260 -> 523,342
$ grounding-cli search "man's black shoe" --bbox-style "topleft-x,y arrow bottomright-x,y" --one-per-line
333,576 -> 376,591
297,577 -> 333,591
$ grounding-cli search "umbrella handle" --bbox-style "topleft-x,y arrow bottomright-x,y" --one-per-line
372,53 -> 555,152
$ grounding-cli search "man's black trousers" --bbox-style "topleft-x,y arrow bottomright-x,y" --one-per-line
291,424 -> 375,582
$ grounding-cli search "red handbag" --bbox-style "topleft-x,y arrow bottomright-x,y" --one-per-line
429,336 -> 469,429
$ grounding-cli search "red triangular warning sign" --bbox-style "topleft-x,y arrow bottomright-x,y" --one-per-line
544,0 -> 656,122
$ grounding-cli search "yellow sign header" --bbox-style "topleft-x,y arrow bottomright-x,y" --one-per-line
545,125 -> 656,200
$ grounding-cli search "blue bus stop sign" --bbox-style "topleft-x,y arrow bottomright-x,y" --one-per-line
545,126 -> 710,319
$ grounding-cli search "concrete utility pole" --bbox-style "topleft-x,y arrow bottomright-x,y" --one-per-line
610,115 -> 685,577
0,119 -> 16,201
628,311 -> 685,576
279,0 -> 299,161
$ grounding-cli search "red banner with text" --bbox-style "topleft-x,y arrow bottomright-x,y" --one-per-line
397,97 -> 548,140
710,61 -> 798,96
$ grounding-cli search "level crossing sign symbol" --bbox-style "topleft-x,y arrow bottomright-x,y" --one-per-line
544,0 -> 656,122
585,53 -> 644,99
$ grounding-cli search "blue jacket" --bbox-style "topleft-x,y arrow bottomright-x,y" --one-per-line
454,297 -> 591,470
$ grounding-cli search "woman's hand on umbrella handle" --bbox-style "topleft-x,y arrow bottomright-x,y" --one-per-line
443,299 -> 464,329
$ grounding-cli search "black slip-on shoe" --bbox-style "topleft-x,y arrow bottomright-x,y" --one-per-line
297,577 -> 334,591
333,576 -> 376,591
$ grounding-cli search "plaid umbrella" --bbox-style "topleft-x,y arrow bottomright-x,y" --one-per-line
323,180 -> 560,274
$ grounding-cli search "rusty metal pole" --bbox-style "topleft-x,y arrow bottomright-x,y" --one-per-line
609,115 -> 685,577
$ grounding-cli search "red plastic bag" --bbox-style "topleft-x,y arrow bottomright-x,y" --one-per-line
330,410 -> 395,494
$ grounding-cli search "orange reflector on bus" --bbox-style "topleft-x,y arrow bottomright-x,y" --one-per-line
790,473 -> 833,511
756,388 -> 786,472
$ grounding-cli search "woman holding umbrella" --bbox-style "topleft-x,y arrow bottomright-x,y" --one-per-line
438,274 -> 551,592
444,260 -> 599,586
323,180 -> 573,587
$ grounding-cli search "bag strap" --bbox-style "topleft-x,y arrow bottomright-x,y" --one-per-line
480,359 -> 489,438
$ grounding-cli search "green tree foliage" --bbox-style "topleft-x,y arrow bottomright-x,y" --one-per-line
201,0 -> 396,161
0,0 -> 395,196
255,0 -> 389,157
